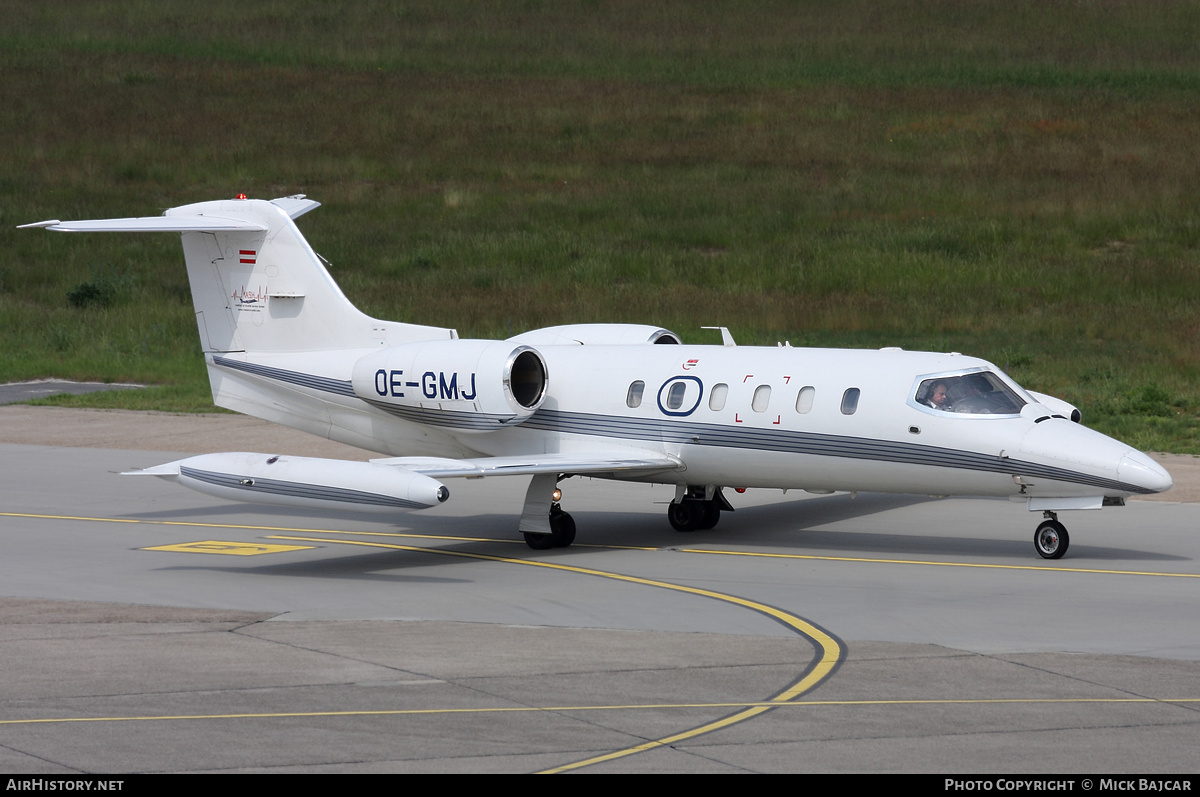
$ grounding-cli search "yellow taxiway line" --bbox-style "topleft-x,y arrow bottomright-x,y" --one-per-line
676,547 -> 1200,578
266,533 -> 842,774
4,511 -> 1198,578
0,512 -> 661,550
2,697 -> 1195,727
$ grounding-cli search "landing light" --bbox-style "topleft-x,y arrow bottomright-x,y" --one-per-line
552,488 -> 562,502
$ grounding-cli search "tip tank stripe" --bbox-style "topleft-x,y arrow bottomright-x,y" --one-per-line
180,466 -> 429,509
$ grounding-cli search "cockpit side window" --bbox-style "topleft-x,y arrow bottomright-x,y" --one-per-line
915,372 -> 1025,415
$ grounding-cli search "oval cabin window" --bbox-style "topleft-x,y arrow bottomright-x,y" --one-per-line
627,381 -> 644,408
666,381 -> 687,410
795,385 -> 815,414
752,385 -> 771,412
841,387 -> 860,415
709,383 -> 729,411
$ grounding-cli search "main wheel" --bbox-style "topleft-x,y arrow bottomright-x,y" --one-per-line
523,531 -> 555,550
668,500 -> 703,531
698,501 -> 721,530
550,510 -> 576,548
1034,520 -> 1069,559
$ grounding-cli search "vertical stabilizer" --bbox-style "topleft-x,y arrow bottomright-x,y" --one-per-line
169,197 -> 450,353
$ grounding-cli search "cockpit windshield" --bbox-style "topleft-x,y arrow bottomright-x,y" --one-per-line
914,371 -> 1026,416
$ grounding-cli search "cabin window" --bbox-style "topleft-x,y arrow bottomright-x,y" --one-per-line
795,385 -> 815,414
752,385 -> 771,412
914,371 -> 1026,415
841,388 -> 860,415
709,383 -> 729,411
626,380 -> 644,408
666,381 -> 687,410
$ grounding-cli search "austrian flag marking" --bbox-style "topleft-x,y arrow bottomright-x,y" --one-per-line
239,249 -> 257,264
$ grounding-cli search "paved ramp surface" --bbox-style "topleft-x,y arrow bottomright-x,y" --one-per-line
0,381 -> 143,406
0,409 -> 1197,773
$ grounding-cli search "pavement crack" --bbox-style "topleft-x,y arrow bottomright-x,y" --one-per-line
0,741 -> 86,773
987,653 -> 1200,713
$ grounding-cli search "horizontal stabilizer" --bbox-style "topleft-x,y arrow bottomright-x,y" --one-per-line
269,195 -> 321,219
18,216 -> 267,233
370,451 -> 682,478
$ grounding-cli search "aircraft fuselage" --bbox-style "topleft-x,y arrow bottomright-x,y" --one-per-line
207,342 -> 1170,503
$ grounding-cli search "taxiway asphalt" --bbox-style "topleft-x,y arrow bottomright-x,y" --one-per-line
0,409 -> 1197,773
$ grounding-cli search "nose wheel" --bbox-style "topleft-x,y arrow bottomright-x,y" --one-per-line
1034,512 -> 1070,559
520,473 -> 577,550
522,506 -> 576,549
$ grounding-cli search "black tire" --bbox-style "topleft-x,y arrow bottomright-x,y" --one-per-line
668,499 -> 718,532
668,500 -> 702,531
550,511 -> 576,548
523,531 -> 555,550
1034,520 -> 1070,560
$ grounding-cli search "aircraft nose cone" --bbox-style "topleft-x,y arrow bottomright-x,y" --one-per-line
1117,452 -> 1173,495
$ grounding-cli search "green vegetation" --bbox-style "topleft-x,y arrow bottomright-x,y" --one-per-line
2,1 -> 1198,451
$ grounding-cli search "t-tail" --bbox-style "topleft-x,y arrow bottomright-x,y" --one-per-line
24,195 -> 454,354
20,196 -> 458,439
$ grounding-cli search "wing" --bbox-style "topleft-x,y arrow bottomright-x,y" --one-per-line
122,449 -> 680,519
369,450 -> 683,478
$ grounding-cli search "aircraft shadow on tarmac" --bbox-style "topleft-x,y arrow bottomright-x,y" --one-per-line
157,549 -> 489,583
127,490 -> 1187,570
712,494 -> 1189,563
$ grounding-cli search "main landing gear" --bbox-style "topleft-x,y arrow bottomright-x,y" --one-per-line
668,485 -> 733,532
1034,511 -> 1070,560
520,473 -> 576,550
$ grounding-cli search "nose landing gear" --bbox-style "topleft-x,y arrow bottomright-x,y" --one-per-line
520,473 -> 576,549
522,505 -> 576,550
1034,511 -> 1070,560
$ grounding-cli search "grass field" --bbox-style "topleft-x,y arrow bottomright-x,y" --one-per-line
2,1 -> 1198,451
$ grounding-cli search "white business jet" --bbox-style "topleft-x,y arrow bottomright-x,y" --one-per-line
21,196 -> 1172,558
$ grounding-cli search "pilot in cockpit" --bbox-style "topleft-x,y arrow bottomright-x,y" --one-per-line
916,372 -> 1026,415
920,381 -> 951,410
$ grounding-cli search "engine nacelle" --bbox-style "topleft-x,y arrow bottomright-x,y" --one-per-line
351,339 -> 548,433
137,452 -> 450,513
